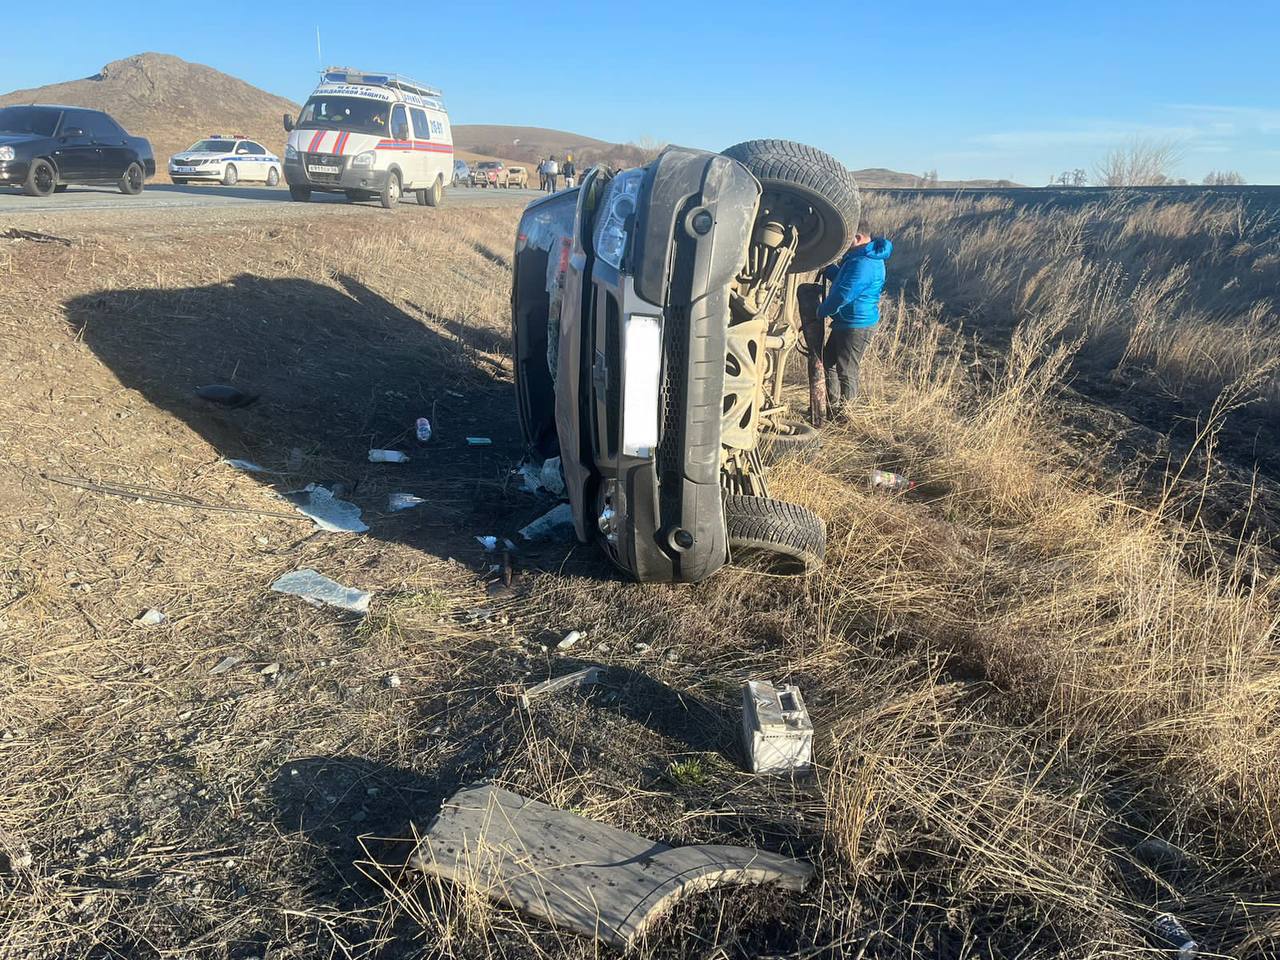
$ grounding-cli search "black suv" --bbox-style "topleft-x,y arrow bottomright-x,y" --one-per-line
0,105 -> 155,197
513,140 -> 860,582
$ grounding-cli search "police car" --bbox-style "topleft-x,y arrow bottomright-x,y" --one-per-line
168,136 -> 282,186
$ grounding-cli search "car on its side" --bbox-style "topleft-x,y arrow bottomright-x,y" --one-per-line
513,140 -> 859,582
506,165 -> 529,189
453,158 -> 470,186
169,136 -> 282,186
0,104 -> 154,197
472,160 -> 507,188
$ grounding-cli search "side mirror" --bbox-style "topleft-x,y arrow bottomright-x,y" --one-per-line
283,113 -> 294,132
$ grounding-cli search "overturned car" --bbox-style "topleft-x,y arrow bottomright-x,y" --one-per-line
512,140 -> 860,582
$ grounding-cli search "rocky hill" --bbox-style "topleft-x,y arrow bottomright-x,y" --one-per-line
0,53 -> 299,164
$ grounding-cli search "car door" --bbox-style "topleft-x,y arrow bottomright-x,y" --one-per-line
389,104 -> 413,186
92,113 -> 132,179
231,140 -> 254,179
51,109 -> 98,182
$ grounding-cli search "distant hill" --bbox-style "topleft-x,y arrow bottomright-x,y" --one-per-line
453,124 -> 653,169
852,167 -> 1021,189
0,53 -> 298,164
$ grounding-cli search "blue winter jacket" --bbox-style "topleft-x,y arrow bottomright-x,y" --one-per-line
818,238 -> 893,329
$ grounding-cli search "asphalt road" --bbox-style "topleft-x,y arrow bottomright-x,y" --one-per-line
0,181 -> 545,214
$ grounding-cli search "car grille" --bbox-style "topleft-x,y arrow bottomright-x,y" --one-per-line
657,304 -> 688,490
304,153 -> 343,184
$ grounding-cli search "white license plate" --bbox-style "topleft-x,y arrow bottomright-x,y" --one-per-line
173,167 -> 196,173
308,165 -> 340,174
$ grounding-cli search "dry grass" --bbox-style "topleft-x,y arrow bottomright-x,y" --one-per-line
1,191 -> 1278,958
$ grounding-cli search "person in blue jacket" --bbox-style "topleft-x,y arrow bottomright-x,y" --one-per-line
817,222 -> 893,412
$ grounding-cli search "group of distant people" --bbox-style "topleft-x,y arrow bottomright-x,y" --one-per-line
537,155 -> 576,193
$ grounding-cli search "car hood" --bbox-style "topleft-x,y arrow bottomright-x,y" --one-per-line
171,151 -> 229,161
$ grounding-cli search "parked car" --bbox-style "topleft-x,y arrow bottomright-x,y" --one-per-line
453,158 -> 470,186
472,160 -> 507,188
169,136 -> 282,186
0,104 -> 154,197
506,165 -> 529,189
512,140 -> 859,582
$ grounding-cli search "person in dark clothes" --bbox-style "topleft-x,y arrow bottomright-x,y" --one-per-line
817,222 -> 893,413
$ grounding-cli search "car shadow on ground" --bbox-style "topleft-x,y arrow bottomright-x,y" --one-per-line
64,272 -> 599,569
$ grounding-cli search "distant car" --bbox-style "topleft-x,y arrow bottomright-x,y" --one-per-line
169,136 -> 281,186
453,158 -> 470,186
506,165 -> 529,189
0,104 -> 154,197
472,160 -> 507,188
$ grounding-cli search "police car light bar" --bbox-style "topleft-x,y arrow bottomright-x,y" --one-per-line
321,66 -> 442,100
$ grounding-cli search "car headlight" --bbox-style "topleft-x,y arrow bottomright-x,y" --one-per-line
0,146 -> 15,161
285,144 -> 298,160
352,151 -> 375,168
594,168 -> 643,270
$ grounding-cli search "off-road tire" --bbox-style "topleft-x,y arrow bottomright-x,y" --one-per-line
380,171 -> 401,209
721,139 -> 860,272
22,158 -> 56,197
119,162 -> 145,196
289,185 -> 311,202
266,167 -> 280,187
418,177 -> 443,206
724,494 -> 825,574
760,420 -> 821,465
222,164 -> 238,187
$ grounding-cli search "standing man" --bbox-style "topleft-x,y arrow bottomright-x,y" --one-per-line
543,155 -> 560,193
817,222 -> 893,414
562,154 -> 577,188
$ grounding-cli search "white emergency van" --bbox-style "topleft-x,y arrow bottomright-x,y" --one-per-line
283,68 -> 453,209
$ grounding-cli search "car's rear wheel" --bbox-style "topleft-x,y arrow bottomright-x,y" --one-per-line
289,185 -> 311,202
266,167 -> 280,187
380,171 -> 401,209
418,176 -> 443,206
724,494 -> 825,575
22,159 -> 56,197
721,139 -> 860,272
119,162 -> 145,195
760,420 -> 821,464
222,164 -> 238,186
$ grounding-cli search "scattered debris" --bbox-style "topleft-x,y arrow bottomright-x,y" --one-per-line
2,227 -> 72,246
415,417 -> 433,443
742,681 -> 814,775
387,492 -> 426,512
475,535 -> 516,552
368,449 -> 409,463
410,784 -> 814,947
519,666 -> 603,710
540,457 -> 566,496
287,447 -> 305,471
223,458 -> 269,473
557,629 -> 583,650
195,384 -> 258,408
271,569 -> 372,615
1153,914 -> 1199,960
284,484 -> 368,533
209,656 -> 241,676
465,437 -> 492,446
260,662 -> 281,676
383,673 -> 402,689
870,469 -> 914,493
518,503 -> 575,542
135,608 -> 167,627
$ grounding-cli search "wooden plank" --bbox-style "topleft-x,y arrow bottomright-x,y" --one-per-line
409,784 -> 814,946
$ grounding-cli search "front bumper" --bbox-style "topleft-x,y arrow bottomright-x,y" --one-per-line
169,166 -> 222,180
285,157 -> 389,192
0,160 -> 30,183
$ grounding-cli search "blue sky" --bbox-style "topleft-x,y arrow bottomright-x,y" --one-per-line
3,0 -> 1276,184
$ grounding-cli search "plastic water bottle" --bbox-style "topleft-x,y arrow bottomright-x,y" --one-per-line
415,417 -> 432,444
870,469 -> 913,493
1152,914 -> 1198,960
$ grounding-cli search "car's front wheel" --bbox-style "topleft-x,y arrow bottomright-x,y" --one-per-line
222,164 -> 238,186
289,185 -> 311,202
380,171 -> 401,209
266,167 -> 280,187
119,162 -> 145,195
22,158 -> 57,197
724,494 -> 825,575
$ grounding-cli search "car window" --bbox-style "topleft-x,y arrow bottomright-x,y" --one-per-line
0,106 -> 62,137
188,139 -> 235,153
92,112 -> 125,138
61,110 -> 101,138
390,105 -> 410,141
245,142 -> 266,155
410,108 -> 431,141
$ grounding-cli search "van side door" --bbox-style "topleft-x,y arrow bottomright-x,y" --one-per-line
410,107 -> 434,186
389,104 -> 412,187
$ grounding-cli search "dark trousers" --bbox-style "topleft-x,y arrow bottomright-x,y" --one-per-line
823,325 -> 875,408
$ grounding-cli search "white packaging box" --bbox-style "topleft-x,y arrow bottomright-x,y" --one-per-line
741,680 -> 813,775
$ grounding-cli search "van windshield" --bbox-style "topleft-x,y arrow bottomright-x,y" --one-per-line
0,106 -> 61,137
296,96 -> 390,135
